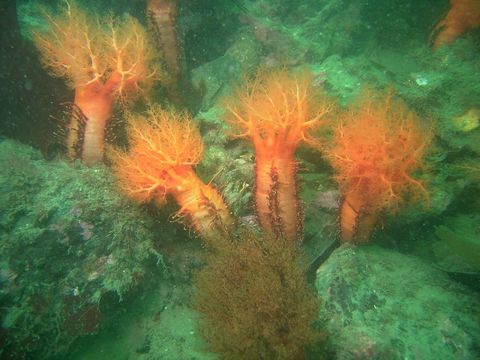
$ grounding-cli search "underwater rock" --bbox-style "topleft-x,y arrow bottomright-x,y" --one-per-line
311,55 -> 363,106
240,0 -> 361,65
301,173 -> 340,276
434,214 -> 480,273
194,106 -> 254,217
17,0 -> 144,41
140,305 -> 215,360
0,140 -> 164,359
315,244 -> 480,360
190,31 -> 261,111
440,106 -> 480,155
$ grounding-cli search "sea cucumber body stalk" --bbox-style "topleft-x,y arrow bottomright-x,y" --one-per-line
70,82 -> 115,165
431,0 -> 480,49
326,93 -> 431,243
147,0 -> 182,103
34,1 -> 158,165
225,70 -> 329,242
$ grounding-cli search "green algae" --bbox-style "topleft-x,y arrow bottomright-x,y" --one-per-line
435,215 -> 480,270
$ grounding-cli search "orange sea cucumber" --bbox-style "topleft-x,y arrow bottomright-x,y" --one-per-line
326,92 -> 431,243
224,70 -> 330,242
34,1 -> 159,165
111,106 -> 233,242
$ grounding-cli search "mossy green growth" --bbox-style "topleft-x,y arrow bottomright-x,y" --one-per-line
17,0 -> 144,42
0,140 -> 165,358
0,140 -> 41,229
196,107 -> 254,217
435,214 -> 480,270
316,245 -> 480,359
190,31 -> 261,111
309,57 -> 363,106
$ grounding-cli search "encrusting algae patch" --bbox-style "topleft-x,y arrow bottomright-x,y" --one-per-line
451,108 -> 480,132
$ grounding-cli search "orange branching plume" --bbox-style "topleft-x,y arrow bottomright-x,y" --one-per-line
110,106 -> 233,242
430,0 -> 480,49
224,70 -> 331,242
325,92 -> 431,243
33,0 -> 160,165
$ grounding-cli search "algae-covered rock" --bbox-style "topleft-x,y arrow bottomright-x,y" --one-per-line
190,31 -> 261,111
140,305 -> 216,360
310,55 -> 364,106
434,214 -> 480,273
66,273 -> 215,360
0,140 -> 165,359
315,245 -> 480,360
301,173 -> 339,274
239,0 -> 377,65
17,0 -> 145,41
194,106 -> 254,217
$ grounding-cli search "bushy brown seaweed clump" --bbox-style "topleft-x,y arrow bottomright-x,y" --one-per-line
194,230 -> 321,359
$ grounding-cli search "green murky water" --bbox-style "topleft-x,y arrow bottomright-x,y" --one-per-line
1,1 -> 479,359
